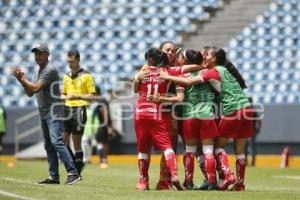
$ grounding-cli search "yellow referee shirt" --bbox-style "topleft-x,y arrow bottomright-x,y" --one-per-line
62,69 -> 96,107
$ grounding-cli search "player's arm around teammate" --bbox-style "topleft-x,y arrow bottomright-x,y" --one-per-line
160,47 -> 252,191
134,48 -> 184,191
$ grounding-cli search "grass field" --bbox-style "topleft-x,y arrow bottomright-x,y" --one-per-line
0,159 -> 300,200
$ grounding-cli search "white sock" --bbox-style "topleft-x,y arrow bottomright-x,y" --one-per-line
185,145 -> 196,153
138,152 -> 149,160
203,145 -> 214,155
236,154 -> 246,160
215,148 -> 225,155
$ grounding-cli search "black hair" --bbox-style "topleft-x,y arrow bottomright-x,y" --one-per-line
248,97 -> 253,104
214,48 -> 247,89
159,41 -> 176,50
67,50 -> 80,60
181,49 -> 203,65
95,85 -> 102,95
145,48 -> 169,67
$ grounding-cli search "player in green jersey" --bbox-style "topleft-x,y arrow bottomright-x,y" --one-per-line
158,47 -> 253,191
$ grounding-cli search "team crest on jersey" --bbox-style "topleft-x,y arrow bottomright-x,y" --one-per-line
224,71 -> 236,83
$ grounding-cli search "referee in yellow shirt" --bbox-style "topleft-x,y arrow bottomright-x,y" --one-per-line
61,50 -> 96,176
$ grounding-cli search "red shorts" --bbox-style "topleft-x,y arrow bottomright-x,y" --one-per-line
164,113 -> 178,138
177,119 -> 184,139
183,119 -> 219,140
218,107 -> 253,138
215,116 -> 221,127
134,113 -> 172,153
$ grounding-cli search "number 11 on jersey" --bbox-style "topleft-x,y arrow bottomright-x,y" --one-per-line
147,84 -> 158,95
147,84 -> 158,100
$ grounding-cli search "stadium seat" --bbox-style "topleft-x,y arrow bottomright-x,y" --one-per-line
226,0 -> 300,104
1,0 -> 263,106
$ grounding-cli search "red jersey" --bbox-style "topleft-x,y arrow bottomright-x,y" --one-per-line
135,66 -> 183,117
167,66 -> 183,76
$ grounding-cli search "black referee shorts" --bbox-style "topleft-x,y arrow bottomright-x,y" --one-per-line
64,106 -> 87,135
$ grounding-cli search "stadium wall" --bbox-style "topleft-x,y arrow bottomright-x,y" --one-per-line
3,104 -> 300,155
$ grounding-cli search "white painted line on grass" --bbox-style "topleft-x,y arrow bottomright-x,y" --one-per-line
0,189 -> 39,200
250,185 -> 300,191
273,175 -> 300,180
0,177 -> 37,185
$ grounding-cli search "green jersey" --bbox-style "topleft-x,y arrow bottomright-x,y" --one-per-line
182,71 -> 216,119
83,106 -> 98,137
201,65 -> 250,116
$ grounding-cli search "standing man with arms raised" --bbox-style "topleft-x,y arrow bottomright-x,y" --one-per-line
61,50 -> 96,176
10,43 -> 81,185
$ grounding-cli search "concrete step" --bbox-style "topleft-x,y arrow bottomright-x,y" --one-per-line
182,0 -> 273,49
16,142 -> 46,159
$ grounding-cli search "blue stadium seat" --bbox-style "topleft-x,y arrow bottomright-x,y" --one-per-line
0,0 -> 226,106
227,0 -> 300,104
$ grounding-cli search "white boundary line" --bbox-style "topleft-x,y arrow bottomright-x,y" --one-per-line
0,176 -> 57,187
273,175 -> 300,180
0,177 -> 38,185
249,185 -> 300,191
0,177 -> 44,200
0,189 -> 39,200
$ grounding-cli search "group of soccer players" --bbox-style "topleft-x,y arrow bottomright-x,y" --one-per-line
133,41 -> 253,192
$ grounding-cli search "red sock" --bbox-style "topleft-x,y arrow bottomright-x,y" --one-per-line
205,154 -> 216,183
165,150 -> 178,179
198,155 -> 208,180
138,159 -> 149,181
215,150 -> 230,179
236,158 -> 246,186
159,156 -> 171,182
184,152 -> 194,182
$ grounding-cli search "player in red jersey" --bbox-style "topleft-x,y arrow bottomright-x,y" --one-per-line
135,43 -> 204,190
159,47 -> 253,191
161,49 -> 219,190
196,46 -> 219,190
133,48 -> 184,191
135,41 -> 182,190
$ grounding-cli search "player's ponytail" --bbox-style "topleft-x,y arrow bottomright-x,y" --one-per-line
215,48 -> 247,89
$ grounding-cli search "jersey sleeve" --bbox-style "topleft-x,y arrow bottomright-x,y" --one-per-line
39,67 -> 57,86
167,66 -> 183,76
85,74 -> 96,94
201,68 -> 222,92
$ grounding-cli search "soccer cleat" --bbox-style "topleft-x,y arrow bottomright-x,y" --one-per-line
171,179 -> 185,191
156,180 -> 172,190
65,174 -> 82,185
207,182 -> 218,191
198,179 -> 209,190
183,180 -> 195,190
218,172 -> 236,190
228,184 -> 245,191
136,178 -> 149,191
38,177 -> 60,185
